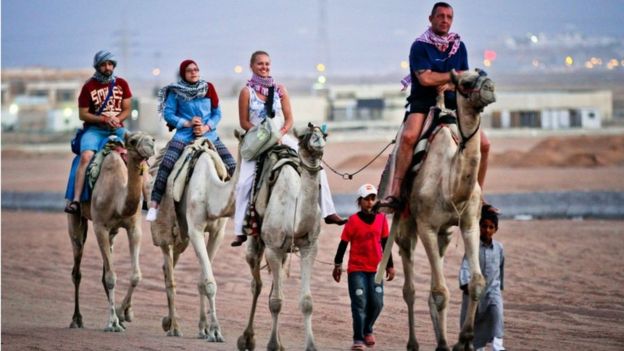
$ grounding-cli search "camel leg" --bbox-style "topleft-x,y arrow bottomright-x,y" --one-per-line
265,248 -> 285,351
299,244 -> 318,351
68,213 -> 88,328
453,220 -> 485,351
198,220 -> 226,342
94,224 -> 124,332
186,221 -> 224,342
417,224 -> 450,351
160,243 -> 183,336
237,237 -> 265,351
397,222 -> 420,351
116,222 -> 142,325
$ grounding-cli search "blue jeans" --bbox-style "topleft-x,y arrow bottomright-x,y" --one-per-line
80,126 -> 126,152
348,272 -> 384,342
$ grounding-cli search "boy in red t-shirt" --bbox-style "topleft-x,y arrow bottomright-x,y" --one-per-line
332,184 -> 396,351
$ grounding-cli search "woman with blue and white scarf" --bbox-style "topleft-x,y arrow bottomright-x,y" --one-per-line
146,59 -> 236,221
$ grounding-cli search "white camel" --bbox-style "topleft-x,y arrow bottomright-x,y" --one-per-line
67,131 -> 155,331
237,123 -> 326,351
149,138 -> 241,341
376,69 -> 496,351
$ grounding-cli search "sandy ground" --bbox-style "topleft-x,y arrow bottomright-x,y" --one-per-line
2,134 -> 624,194
2,134 -> 624,350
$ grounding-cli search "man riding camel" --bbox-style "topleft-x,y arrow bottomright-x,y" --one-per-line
380,2 -> 494,211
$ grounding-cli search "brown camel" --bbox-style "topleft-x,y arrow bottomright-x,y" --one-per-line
67,131 -> 155,331
148,138 -> 240,341
376,69 -> 496,351
237,123 -> 326,351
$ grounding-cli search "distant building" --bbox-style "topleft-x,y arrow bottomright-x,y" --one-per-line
324,84 -> 612,130
483,90 -> 612,129
1,67 -> 91,132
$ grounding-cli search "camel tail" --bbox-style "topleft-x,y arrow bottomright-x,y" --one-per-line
375,213 -> 399,284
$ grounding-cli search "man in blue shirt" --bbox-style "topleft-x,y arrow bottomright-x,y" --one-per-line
381,2 -> 492,210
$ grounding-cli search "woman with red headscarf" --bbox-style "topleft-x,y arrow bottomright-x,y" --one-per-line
146,59 -> 236,221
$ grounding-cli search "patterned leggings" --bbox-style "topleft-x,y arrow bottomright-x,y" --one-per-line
151,138 -> 237,205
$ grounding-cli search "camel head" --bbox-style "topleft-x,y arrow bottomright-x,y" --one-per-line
451,69 -> 496,111
294,123 -> 327,159
124,131 -> 156,161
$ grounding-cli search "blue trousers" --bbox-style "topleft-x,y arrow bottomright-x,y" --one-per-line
348,272 -> 384,342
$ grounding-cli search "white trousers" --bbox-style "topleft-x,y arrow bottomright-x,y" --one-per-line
233,135 -> 336,235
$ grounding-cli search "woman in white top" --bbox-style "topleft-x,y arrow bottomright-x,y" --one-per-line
231,50 -> 345,246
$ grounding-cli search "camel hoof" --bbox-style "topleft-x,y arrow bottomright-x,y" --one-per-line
267,342 -> 284,351
104,320 -> 125,332
406,340 -> 420,351
69,317 -> 83,328
167,329 -> 183,337
237,334 -> 255,351
452,343 -> 473,351
162,316 -> 171,332
117,306 -> 133,323
205,327 -> 224,342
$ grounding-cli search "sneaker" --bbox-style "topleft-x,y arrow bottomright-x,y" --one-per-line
146,208 -> 158,222
351,342 -> 366,351
364,334 -> 376,346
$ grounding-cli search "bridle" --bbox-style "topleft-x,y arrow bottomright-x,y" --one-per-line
298,123 -> 326,173
453,70 -> 491,151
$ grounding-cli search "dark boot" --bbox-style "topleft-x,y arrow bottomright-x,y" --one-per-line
231,235 -> 247,247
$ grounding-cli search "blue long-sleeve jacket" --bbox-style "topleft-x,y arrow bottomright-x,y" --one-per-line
164,92 -> 221,143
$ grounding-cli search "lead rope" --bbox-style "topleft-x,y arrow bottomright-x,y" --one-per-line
322,139 -> 395,180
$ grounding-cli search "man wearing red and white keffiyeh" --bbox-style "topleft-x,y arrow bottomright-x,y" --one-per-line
379,2 -> 495,213
400,27 -> 461,90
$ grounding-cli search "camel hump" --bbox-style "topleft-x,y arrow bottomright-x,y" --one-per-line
170,138 -> 227,202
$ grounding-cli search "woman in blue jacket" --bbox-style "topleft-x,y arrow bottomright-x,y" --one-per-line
146,59 -> 236,221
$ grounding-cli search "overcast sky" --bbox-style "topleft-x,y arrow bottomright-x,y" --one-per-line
2,0 -> 623,79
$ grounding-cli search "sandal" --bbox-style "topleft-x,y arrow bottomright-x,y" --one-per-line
64,201 -> 80,214
374,195 -> 402,212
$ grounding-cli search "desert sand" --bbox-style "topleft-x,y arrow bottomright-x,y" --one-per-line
2,133 -> 624,350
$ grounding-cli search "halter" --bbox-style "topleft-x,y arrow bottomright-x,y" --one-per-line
297,123 -> 326,173
453,69 -> 491,151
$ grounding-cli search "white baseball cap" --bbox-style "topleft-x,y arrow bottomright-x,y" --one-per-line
357,184 -> 377,198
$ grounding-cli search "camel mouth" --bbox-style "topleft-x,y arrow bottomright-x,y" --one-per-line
457,70 -> 496,109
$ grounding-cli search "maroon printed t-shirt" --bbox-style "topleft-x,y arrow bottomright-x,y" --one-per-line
78,77 -> 132,127
341,213 -> 389,273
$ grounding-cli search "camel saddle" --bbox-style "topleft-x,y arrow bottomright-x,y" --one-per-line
86,135 -> 127,191
169,138 -> 228,202
377,106 -> 460,206
242,145 -> 300,236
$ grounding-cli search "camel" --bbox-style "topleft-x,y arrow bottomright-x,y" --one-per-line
148,138 -> 241,341
67,131 -> 155,331
376,69 -> 496,351
237,123 -> 326,351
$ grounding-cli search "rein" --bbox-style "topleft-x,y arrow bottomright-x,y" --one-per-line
456,114 -> 480,151
322,139 -> 396,180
